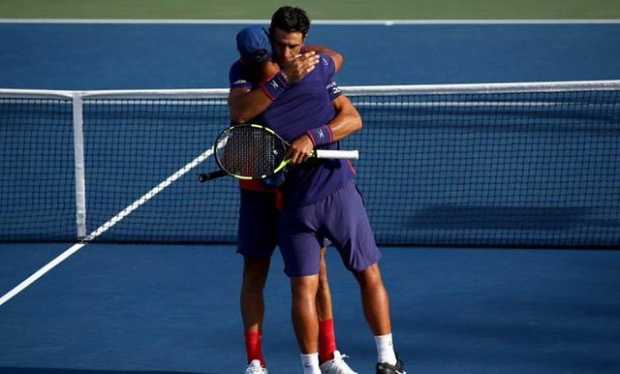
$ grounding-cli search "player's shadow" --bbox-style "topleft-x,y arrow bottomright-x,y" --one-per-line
0,368 -> 215,374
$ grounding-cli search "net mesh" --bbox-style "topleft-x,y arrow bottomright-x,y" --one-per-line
0,94 -> 76,241
1,82 -> 619,247
82,95 -> 232,243
348,88 -> 620,246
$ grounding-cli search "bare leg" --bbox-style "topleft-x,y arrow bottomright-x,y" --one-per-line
241,257 -> 271,332
291,275 -> 320,353
316,248 -> 338,363
316,247 -> 333,321
353,263 -> 392,335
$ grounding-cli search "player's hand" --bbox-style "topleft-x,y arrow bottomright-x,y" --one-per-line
280,51 -> 320,84
287,134 -> 315,165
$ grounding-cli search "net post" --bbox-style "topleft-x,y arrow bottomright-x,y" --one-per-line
72,92 -> 87,239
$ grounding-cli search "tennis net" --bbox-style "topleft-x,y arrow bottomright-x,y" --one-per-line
1,81 -> 619,247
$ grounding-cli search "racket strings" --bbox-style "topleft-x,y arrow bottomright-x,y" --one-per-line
216,126 -> 287,178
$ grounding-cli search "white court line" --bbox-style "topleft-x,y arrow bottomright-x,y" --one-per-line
0,18 -> 619,25
0,243 -> 85,306
0,146 -> 215,307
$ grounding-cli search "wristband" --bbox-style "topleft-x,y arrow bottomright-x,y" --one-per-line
260,72 -> 288,100
306,125 -> 333,147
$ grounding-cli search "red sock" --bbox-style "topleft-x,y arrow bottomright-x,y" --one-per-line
244,330 -> 266,367
319,319 -> 337,363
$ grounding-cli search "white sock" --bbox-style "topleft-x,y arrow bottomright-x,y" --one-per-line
300,352 -> 321,374
375,333 -> 397,365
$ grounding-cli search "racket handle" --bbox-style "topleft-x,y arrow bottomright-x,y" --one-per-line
315,149 -> 359,160
199,170 -> 227,182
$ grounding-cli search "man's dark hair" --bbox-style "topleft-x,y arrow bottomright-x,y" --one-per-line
270,6 -> 311,37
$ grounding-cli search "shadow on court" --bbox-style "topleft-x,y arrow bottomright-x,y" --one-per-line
0,368 -> 214,374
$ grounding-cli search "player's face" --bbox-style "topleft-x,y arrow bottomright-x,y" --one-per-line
270,27 -> 304,64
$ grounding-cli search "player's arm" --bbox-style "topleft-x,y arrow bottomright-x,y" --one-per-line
302,45 -> 344,72
327,95 -> 362,141
228,60 -> 281,124
229,56 -> 319,124
305,83 -> 362,147
228,87 -> 273,124
288,95 -> 362,164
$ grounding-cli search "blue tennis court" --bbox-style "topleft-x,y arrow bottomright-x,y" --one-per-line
1,22 -> 619,89
1,20 -> 620,373
2,243 -> 619,373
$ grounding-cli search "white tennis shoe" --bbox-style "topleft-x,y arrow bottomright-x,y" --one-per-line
245,359 -> 268,374
320,351 -> 358,374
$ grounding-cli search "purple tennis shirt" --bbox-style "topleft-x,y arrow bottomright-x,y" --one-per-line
229,55 -> 355,206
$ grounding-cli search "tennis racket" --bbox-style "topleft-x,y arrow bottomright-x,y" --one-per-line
199,124 -> 359,182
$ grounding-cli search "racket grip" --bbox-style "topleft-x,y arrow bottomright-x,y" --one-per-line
315,149 -> 359,160
199,170 -> 227,182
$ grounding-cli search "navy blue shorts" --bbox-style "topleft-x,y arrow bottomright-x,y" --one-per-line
237,189 -> 278,259
277,181 -> 382,277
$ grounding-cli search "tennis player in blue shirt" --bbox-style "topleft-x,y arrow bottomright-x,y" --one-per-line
229,26 -> 360,374
231,7 -> 407,374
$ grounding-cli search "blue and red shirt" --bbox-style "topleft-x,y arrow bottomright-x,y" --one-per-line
228,55 -> 355,206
